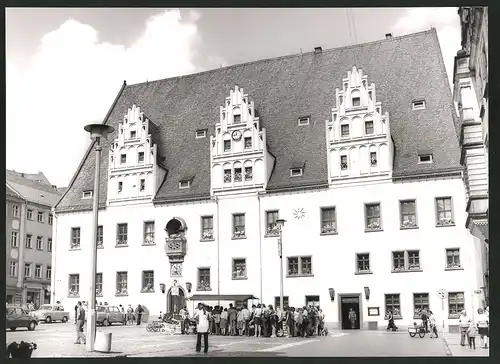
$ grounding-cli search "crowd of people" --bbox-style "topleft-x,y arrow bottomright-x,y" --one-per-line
458,307 -> 489,350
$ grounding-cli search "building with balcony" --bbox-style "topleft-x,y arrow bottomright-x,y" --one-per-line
6,170 -> 62,306
53,29 -> 483,331
452,6 -> 489,306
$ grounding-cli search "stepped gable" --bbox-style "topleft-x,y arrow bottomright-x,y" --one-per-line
56,29 -> 461,211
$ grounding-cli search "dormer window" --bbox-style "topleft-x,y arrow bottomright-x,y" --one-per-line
298,117 -> 310,126
340,155 -> 348,170
234,115 -> 241,123
179,180 -> 191,189
418,154 -> 433,164
130,131 -> 137,139
370,152 -> 377,167
412,100 -> 426,110
120,154 -> 126,164
140,179 -> 146,192
244,137 -> 252,149
365,121 -> 374,135
290,168 -> 303,177
196,130 -> 207,139
352,97 -> 361,107
341,124 -> 350,137
224,140 -> 231,152
138,152 -> 144,163
82,190 -> 93,199
118,182 -> 123,193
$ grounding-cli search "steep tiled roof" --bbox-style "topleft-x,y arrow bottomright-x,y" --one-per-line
56,29 -> 461,211
6,170 -> 62,206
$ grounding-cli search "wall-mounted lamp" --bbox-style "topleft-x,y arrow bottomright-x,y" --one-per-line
328,288 -> 335,301
364,286 -> 371,300
159,283 -> 166,293
186,282 -> 192,293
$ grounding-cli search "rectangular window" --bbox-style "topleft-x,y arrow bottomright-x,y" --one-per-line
130,130 -> 136,139
36,236 -> 43,250
298,117 -> 310,126
11,231 -> 19,247
48,214 -> 53,225
25,263 -> 32,277
341,124 -> 350,137
35,264 -> 42,279
340,155 -> 348,170
370,152 -> 377,167
71,228 -> 80,249
321,207 -> 337,234
232,258 -> 247,279
352,97 -> 361,107
274,296 -> 290,310
9,261 -> 18,277
287,256 -> 313,276
47,238 -> 53,252
197,268 -> 211,290
266,210 -> 279,236
201,216 -> 214,240
26,234 -> 33,249
290,168 -> 303,177
116,272 -> 128,295
365,203 -> 382,230
244,166 -> 253,181
69,274 -> 80,296
27,209 -> 33,220
234,168 -> 242,182
305,295 -> 320,308
96,273 -> 102,296
120,154 -> 126,164
448,292 -> 465,318
223,169 -> 232,183
97,226 -> 103,248
118,181 -> 123,193
138,152 -> 144,163
140,179 -> 146,192
233,213 -> 246,238
46,266 -> 52,280
356,253 -> 370,272
385,294 -> 401,318
82,191 -> 93,199
195,130 -> 207,139
12,205 -> 20,218
224,140 -> 231,152
412,100 -> 426,110
244,137 -> 252,149
400,200 -> 417,228
392,250 -> 421,272
418,154 -> 433,164
117,223 -> 128,245
446,248 -> 461,269
179,180 -> 190,189
142,271 -> 155,292
233,115 -> 241,123
408,250 -> 420,270
144,221 -> 155,245
413,293 -> 429,319
365,121 -> 374,135
392,251 -> 405,271
436,197 -> 454,226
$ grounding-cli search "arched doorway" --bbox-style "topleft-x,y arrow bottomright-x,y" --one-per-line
166,286 -> 186,314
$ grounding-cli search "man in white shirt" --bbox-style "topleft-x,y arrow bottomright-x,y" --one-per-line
476,308 -> 489,349
458,311 -> 470,346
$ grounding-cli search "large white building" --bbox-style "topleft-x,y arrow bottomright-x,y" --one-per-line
52,29 -> 484,331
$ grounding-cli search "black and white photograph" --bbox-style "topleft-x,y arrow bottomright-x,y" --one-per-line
5,6 -> 489,358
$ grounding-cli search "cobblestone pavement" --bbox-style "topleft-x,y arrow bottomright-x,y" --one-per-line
6,322 -> 477,357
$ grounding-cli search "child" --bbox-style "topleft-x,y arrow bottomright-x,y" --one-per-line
467,320 -> 478,349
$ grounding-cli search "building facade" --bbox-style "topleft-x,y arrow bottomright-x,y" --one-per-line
453,7 -> 489,306
6,170 -> 62,306
53,29 -> 482,331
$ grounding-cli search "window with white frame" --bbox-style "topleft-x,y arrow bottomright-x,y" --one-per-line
448,292 -> 465,318
118,181 -> 123,193
179,180 -> 190,189
138,152 -> 145,163
244,166 -> 253,181
412,100 -> 426,110
26,234 -> 33,249
25,263 -> 32,277
232,214 -> 246,238
142,271 -> 155,292
71,228 -> 80,249
116,271 -> 128,295
82,191 -> 93,199
266,210 -> 279,236
418,154 -> 433,164
232,258 -> 247,279
341,124 -> 350,137
400,200 -> 417,228
143,222 -> 155,245
69,274 -> 80,296
385,294 -> 401,318
274,296 -> 290,310
96,273 -> 102,296
392,250 -> 421,272
356,253 -> 371,273
120,154 -> 126,164
234,167 -> 242,182
223,169 -> 232,183
365,120 -> 374,135
233,115 -> 241,123
197,268 -> 211,290
244,137 -> 252,149
201,216 -> 214,240
340,155 -> 348,170
370,152 -> 377,167
36,236 -> 43,250
352,97 -> 361,107
35,264 -> 42,279
365,203 -> 382,231
446,248 -> 461,269
48,214 -> 53,225
321,207 -> 337,234
140,179 -> 146,192
47,238 -> 52,252
12,205 -> 20,218
298,117 -> 310,126
116,223 -> 128,245
27,209 -> 33,220
46,266 -> 52,280
436,197 -> 454,226
290,168 -> 303,177
130,130 -> 137,139
287,256 -> 313,276
9,261 -> 18,277
196,130 -> 207,139
11,231 -> 19,247
413,293 -> 429,319
224,140 -> 231,152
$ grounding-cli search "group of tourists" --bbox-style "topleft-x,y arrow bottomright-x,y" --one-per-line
459,307 -> 489,350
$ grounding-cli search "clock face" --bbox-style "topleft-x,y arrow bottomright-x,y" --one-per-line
293,208 -> 306,220
232,130 -> 242,141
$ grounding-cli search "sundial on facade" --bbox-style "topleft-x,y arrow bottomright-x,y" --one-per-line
293,208 -> 306,220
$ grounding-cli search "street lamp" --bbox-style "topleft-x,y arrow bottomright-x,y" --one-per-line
84,123 -> 114,352
276,219 -> 286,312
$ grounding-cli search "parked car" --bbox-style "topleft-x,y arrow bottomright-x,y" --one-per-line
32,304 -> 70,323
6,306 -> 38,331
96,306 -> 125,326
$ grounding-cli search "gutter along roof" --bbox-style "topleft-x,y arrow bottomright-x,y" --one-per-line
56,29 -> 462,212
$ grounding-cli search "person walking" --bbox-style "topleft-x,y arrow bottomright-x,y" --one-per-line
136,304 -> 144,325
194,303 -> 209,353
74,301 -> 86,345
458,310 -> 470,346
428,311 -> 438,338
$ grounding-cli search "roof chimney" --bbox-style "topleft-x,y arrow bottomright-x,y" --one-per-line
385,33 -> 393,39
314,46 -> 322,52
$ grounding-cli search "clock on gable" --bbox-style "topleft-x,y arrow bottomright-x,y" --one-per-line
232,130 -> 242,141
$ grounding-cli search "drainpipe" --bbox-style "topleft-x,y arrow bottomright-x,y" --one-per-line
51,208 -> 58,305
257,194 -> 263,302
215,196 -> 220,306
17,201 -> 28,305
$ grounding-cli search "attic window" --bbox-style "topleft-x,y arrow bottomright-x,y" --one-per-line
412,100 -> 426,110
130,130 -> 137,139
82,190 -> 93,199
234,115 -> 242,123
418,154 -> 433,164
179,180 -> 191,189
290,168 -> 303,177
298,117 -> 310,126
196,130 -> 207,139
120,154 -> 127,164
352,97 -> 361,107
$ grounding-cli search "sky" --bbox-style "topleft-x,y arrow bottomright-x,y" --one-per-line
6,7 -> 462,188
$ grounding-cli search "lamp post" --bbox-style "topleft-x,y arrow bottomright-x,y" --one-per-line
84,123 -> 114,352
276,219 -> 286,312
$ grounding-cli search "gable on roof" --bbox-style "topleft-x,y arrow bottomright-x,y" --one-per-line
56,29 -> 461,212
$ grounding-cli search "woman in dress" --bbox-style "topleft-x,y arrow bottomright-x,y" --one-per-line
194,303 -> 210,353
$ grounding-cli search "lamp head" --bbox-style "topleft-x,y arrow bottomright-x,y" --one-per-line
84,124 -> 115,140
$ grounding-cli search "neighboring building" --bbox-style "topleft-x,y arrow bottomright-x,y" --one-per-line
453,7 -> 489,306
54,29 -> 481,331
6,170 -> 62,306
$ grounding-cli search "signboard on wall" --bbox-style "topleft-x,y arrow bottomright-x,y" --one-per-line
368,307 -> 380,316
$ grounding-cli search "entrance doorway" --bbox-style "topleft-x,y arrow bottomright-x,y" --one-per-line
340,295 -> 361,330
27,290 -> 40,308
166,287 -> 186,314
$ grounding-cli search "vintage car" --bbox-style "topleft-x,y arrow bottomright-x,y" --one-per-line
32,304 -> 70,323
96,305 -> 126,326
6,305 -> 38,331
